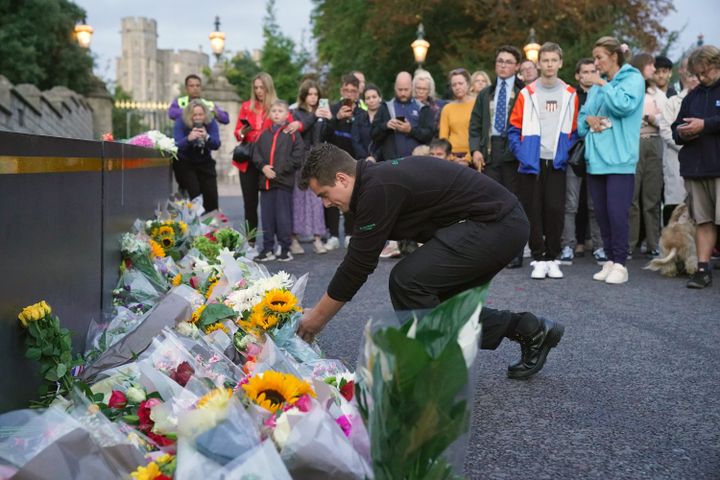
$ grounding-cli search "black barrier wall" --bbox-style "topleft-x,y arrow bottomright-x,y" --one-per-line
0,131 -> 171,411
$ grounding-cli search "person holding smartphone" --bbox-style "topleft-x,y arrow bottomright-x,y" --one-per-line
578,36 -> 645,285
371,71 -> 434,161
173,100 -> 221,213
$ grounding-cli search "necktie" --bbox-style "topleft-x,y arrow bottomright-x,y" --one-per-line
494,80 -> 507,135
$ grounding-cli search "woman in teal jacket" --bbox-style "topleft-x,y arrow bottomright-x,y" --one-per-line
578,37 -> 644,284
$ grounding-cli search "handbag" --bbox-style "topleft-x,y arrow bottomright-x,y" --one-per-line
567,139 -> 586,177
232,142 -> 254,173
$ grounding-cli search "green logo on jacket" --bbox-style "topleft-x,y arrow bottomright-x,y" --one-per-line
358,223 -> 376,232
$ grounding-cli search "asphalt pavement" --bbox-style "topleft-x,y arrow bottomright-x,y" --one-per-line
218,191 -> 720,480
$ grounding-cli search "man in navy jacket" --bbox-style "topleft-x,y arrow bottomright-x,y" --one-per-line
672,45 -> 720,289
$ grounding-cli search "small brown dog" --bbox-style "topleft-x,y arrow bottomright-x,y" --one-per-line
645,203 -> 697,277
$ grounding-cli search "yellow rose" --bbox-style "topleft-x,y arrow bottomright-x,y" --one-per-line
18,301 -> 51,327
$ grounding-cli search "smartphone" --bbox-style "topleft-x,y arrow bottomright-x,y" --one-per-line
319,98 -> 329,109
343,98 -> 354,108
395,116 -> 406,122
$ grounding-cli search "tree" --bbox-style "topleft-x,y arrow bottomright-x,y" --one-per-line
225,51 -> 262,101
312,0 -> 674,97
259,0 -> 305,102
0,0 -> 94,94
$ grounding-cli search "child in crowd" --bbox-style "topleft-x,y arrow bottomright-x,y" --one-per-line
252,100 -> 305,261
429,138 -> 453,161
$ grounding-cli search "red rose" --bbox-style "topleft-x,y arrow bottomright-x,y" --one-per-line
147,431 -> 175,447
204,232 -> 217,242
340,380 -> 355,402
170,361 -> 195,387
157,475 -> 173,480
108,390 -> 127,409
138,398 -> 162,425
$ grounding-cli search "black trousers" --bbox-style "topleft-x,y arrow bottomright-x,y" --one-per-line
239,163 -> 260,238
260,188 -> 293,253
172,159 -> 218,213
389,205 -> 539,350
517,160 -> 566,261
484,136 -> 520,197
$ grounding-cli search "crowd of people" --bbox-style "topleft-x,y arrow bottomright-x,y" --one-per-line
168,37 -> 720,290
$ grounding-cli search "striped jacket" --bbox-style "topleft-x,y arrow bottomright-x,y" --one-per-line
508,80 -> 579,174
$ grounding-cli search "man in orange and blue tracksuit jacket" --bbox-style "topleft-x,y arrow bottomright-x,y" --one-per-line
508,42 -> 579,280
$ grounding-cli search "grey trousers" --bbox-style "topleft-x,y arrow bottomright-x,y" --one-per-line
562,167 -> 603,251
629,136 -> 663,251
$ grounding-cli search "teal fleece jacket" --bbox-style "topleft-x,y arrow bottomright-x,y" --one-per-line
578,63 -> 645,175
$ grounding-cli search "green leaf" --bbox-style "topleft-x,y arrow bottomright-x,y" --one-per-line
122,414 -> 139,424
197,303 -> 237,331
25,347 -> 42,360
56,363 -> 67,378
415,285 -> 488,359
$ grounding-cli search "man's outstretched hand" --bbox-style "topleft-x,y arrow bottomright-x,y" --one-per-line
296,293 -> 346,344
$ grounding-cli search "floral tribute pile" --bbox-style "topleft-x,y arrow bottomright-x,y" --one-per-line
0,196 -> 486,480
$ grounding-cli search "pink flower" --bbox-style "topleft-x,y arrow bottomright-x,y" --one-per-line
263,416 -> 277,429
108,390 -> 127,409
293,394 -> 313,412
246,343 -> 262,357
138,398 -> 162,426
336,415 -> 352,437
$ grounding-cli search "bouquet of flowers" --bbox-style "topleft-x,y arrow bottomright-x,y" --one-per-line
120,233 -> 168,293
145,219 -> 190,260
355,286 -> 486,480
128,130 -> 178,159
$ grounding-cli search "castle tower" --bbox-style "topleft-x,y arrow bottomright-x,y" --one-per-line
116,17 -> 159,102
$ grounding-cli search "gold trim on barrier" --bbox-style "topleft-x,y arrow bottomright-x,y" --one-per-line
0,156 -> 170,174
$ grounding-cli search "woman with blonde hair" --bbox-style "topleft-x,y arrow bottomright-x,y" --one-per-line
579,36 -> 645,284
173,99 -> 221,212
470,70 -> 491,95
439,68 -> 475,163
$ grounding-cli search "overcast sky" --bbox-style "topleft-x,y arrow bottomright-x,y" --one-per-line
75,0 -> 718,84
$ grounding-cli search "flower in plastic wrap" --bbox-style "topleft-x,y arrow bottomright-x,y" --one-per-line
272,407 -> 307,450
176,321 -> 200,338
108,390 -> 128,409
170,361 -> 195,387
126,385 -> 147,404
242,371 -> 315,413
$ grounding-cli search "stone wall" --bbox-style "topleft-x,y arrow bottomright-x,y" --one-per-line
0,75 -> 95,140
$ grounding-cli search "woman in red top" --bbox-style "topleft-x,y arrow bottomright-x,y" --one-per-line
234,73 -> 299,252
234,73 -> 277,249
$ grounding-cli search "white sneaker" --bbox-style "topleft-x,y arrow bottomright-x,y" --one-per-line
313,239 -> 327,254
546,260 -> 564,279
593,260 -> 615,281
380,240 -> 402,259
523,244 -> 532,258
274,244 -> 282,256
605,263 -> 628,284
344,235 -> 351,248
324,236 -> 340,250
289,238 -> 305,255
530,260 -> 548,279
560,246 -> 574,265
245,245 -> 259,260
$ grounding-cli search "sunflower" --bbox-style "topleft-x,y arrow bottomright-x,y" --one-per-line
159,235 -> 175,249
148,239 -> 165,259
190,304 -> 206,324
238,304 -> 279,333
172,273 -> 182,287
204,322 -> 229,334
261,289 -> 300,314
178,221 -> 188,234
242,371 -> 316,413
158,225 -> 174,237
196,387 -> 234,410
130,461 -> 161,480
205,278 -> 220,299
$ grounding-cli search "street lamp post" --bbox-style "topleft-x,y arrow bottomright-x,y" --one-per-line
209,16 -> 226,65
411,23 -> 430,69
73,17 -> 94,49
523,28 -> 541,64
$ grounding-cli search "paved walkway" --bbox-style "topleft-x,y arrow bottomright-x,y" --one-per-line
219,192 -> 720,479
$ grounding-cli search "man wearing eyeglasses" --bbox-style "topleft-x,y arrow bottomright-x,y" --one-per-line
469,45 -> 526,268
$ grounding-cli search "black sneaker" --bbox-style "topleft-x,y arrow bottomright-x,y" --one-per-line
646,249 -> 660,259
276,250 -> 293,262
687,270 -> 712,289
254,250 -> 276,262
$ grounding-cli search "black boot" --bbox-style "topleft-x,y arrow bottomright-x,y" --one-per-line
507,318 -> 564,380
506,254 -> 523,269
